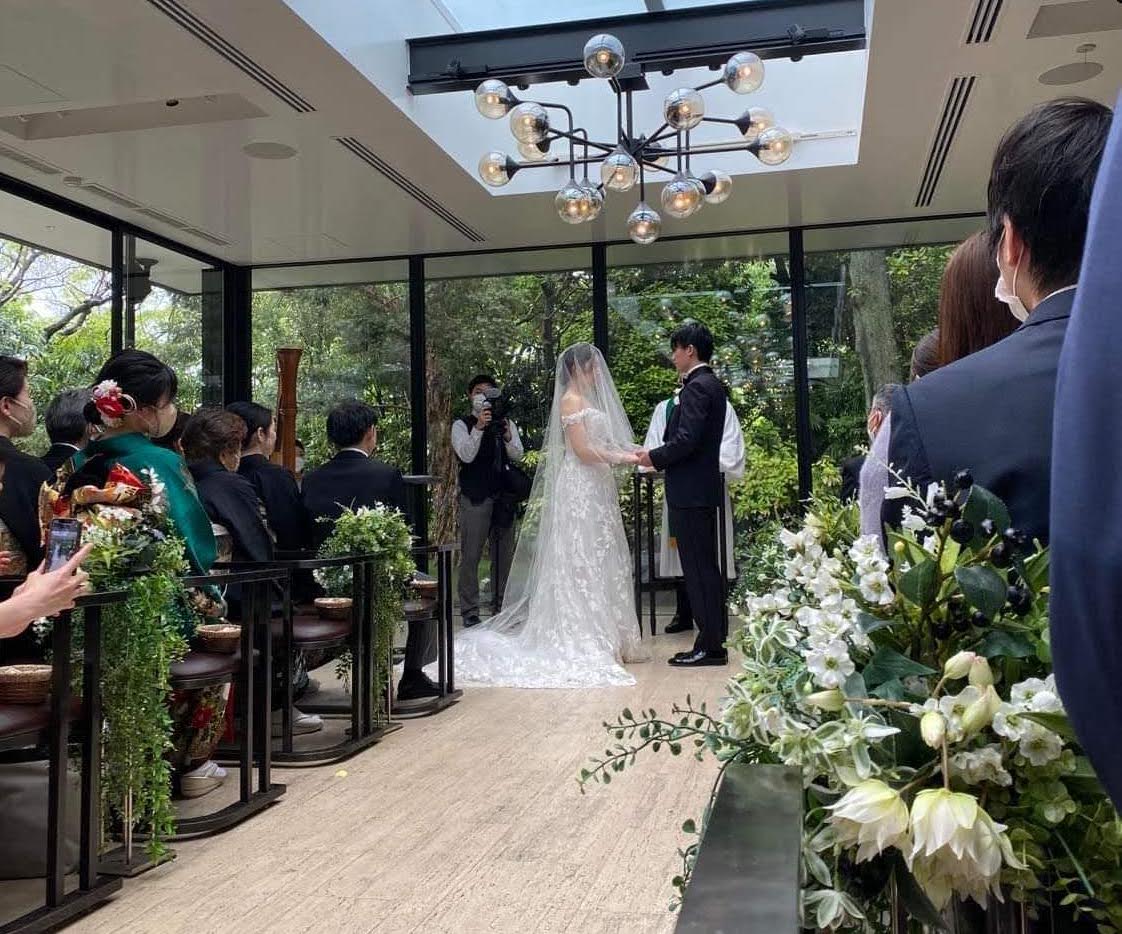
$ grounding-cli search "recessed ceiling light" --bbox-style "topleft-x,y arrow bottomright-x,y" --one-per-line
242,141 -> 298,160
1039,61 -> 1103,85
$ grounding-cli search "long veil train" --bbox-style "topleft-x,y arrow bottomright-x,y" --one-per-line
452,343 -> 649,688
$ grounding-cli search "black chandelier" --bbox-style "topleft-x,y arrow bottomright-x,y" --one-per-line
473,33 -> 794,245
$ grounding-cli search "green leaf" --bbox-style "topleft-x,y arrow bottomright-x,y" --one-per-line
857,612 -> 893,635
862,646 -> 936,688
871,678 -> 908,701
898,559 -> 938,606
939,537 -> 961,575
977,630 -> 1036,659
622,708 -> 634,721
891,852 -> 947,931
1023,711 -> 1077,743
962,485 -> 1011,547
954,565 -> 1007,618
681,819 -> 696,834
1021,550 -> 1050,592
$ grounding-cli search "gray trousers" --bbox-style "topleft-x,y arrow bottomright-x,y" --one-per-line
403,619 -> 438,674
458,494 -> 515,620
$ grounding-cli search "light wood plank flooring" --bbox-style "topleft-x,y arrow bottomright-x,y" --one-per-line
71,627 -> 729,934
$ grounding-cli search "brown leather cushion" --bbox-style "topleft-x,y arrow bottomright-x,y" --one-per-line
270,614 -> 351,648
169,650 -> 240,685
0,703 -> 49,740
404,599 -> 437,621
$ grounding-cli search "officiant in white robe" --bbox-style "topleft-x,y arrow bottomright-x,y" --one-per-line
642,392 -> 744,632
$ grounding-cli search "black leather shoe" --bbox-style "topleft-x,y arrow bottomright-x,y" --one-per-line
462,615 -> 482,628
668,650 -> 728,667
397,671 -> 442,702
664,615 -> 695,634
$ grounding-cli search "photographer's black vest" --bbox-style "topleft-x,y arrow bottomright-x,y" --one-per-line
458,416 -> 504,505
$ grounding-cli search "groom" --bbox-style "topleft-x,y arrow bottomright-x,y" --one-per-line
639,322 -> 729,667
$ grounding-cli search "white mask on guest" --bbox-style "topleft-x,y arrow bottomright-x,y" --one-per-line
995,249 -> 1029,323
294,456 -> 306,473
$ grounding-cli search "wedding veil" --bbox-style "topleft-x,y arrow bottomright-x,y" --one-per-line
476,342 -> 637,636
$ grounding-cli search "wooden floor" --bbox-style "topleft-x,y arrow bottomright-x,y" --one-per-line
71,625 -> 729,934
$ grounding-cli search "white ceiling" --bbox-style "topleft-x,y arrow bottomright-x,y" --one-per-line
0,0 -> 1118,290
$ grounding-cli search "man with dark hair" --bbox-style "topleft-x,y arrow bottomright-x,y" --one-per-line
0,356 -> 50,574
41,388 -> 91,475
639,322 -> 730,666
303,401 -> 437,702
227,400 -> 309,553
453,374 -> 524,628
885,98 -> 1112,544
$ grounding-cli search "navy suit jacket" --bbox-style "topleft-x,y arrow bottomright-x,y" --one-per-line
302,450 -> 406,548
649,366 -> 727,509
885,288 -> 1074,546
1049,96 -> 1122,810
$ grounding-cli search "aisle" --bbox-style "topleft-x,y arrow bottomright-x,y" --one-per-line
75,628 -> 729,934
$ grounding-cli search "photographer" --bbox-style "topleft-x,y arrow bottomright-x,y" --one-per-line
452,375 -> 524,628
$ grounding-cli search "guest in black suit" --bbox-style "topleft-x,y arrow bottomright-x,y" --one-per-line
885,98 -> 1112,545
639,323 -> 729,667
0,356 -> 50,576
303,401 -> 436,701
40,389 -> 91,478
1050,94 -> 1122,810
227,401 -> 309,554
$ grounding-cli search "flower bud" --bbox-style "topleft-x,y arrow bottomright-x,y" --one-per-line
968,656 -> 994,688
962,685 -> 1002,735
920,710 -> 946,749
893,540 -> 906,556
806,688 -> 846,712
943,651 -> 976,680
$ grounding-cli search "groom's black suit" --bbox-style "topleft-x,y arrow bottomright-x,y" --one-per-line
649,366 -> 728,653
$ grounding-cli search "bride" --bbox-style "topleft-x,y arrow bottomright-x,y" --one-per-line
452,342 -> 649,688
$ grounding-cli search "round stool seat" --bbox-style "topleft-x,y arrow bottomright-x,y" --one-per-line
170,650 -> 240,690
271,614 -> 352,650
404,599 -> 437,622
0,703 -> 49,742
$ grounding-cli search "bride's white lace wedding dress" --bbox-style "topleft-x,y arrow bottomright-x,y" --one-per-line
452,346 -> 649,688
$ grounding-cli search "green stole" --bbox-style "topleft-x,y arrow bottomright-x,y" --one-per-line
73,432 -> 217,573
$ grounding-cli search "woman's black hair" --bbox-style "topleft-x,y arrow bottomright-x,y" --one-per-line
226,401 -> 273,447
559,343 -> 596,389
85,349 -> 178,426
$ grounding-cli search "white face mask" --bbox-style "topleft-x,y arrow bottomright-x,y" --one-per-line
994,248 -> 1029,323
294,456 -> 305,473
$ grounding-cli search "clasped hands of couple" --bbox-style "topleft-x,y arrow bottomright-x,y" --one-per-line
614,448 -> 655,468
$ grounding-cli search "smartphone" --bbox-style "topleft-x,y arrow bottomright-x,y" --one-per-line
46,518 -> 82,571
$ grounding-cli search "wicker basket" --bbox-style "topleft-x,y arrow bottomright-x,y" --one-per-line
314,597 -> 353,620
196,623 -> 241,654
0,664 -> 52,705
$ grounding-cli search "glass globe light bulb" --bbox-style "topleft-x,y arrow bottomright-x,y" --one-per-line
663,88 -> 705,131
687,174 -> 707,215
724,51 -> 764,94
577,179 -> 604,221
478,150 -> 513,187
583,34 -> 625,79
474,79 -> 513,119
509,102 -> 549,144
517,140 -> 549,162
627,202 -> 662,245
661,173 -> 702,219
600,149 -> 638,191
756,126 -> 794,166
700,169 -> 732,204
738,106 -> 775,144
556,180 -> 586,224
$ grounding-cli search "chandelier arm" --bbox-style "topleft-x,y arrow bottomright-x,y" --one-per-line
643,123 -> 675,148
638,158 -> 646,203
685,129 -> 692,174
638,160 -> 676,175
549,129 -> 617,155
693,77 -> 724,93
537,101 -> 577,177
701,117 -> 741,127
676,130 -> 683,174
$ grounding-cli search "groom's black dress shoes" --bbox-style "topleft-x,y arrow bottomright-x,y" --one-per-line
462,615 -> 482,628
664,615 -> 695,635
668,650 -> 728,667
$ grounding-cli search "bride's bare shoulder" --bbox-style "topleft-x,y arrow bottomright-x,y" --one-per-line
560,391 -> 587,416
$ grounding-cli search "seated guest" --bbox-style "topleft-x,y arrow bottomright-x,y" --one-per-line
304,402 -> 438,702
302,401 -> 406,549
226,401 -> 309,553
294,438 -> 307,487
71,350 -> 226,798
909,329 -> 941,381
937,231 -> 1018,366
886,98 -> 1112,544
0,356 -> 51,576
41,389 -> 91,476
152,410 -> 190,456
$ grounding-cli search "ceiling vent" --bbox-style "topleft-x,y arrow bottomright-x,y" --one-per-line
0,142 -> 62,176
915,75 -> 976,208
146,0 -> 315,113
136,206 -> 192,230
81,182 -> 146,212
965,0 -> 1003,43
335,137 -> 485,243
182,227 -> 233,248
81,182 -> 233,246
1027,1 -> 1122,39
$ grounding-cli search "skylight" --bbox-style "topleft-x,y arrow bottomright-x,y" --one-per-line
433,0 -> 746,33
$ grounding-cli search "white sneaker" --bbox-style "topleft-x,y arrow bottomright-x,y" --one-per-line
271,707 -> 323,738
180,760 -> 226,799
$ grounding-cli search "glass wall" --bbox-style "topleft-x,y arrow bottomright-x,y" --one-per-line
127,235 -> 223,409
251,261 -> 410,472
0,189 -> 113,453
802,218 -> 984,494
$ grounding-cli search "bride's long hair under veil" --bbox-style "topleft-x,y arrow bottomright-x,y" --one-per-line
473,341 -> 639,639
